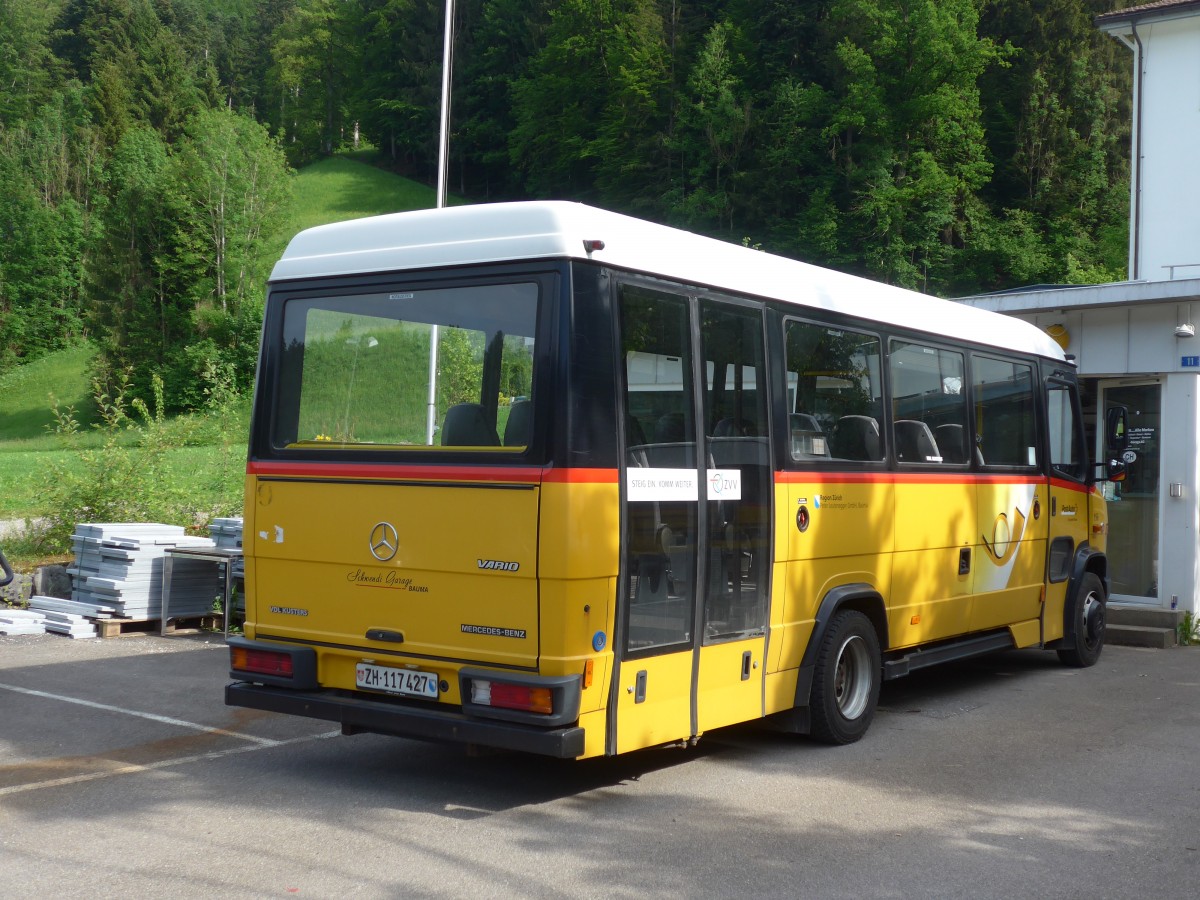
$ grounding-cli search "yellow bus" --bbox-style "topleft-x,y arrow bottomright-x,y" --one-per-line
226,202 -> 1127,756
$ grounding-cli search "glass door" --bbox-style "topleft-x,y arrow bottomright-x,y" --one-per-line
613,283 -> 771,753
615,283 -> 701,753
1100,382 -> 1161,604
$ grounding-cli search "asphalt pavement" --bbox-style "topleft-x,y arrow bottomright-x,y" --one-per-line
1,632 -> 1198,898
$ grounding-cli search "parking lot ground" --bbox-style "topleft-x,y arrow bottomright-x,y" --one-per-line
1,634 -> 1198,898
0,635 -> 334,793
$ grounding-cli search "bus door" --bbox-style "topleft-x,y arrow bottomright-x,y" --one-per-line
614,284 -> 771,754
969,355 -> 1047,634
1043,379 -> 1091,641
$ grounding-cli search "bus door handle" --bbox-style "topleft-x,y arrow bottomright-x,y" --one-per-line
959,548 -> 971,576
366,629 -> 405,643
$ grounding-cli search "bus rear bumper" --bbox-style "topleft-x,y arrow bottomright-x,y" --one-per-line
225,681 -> 587,758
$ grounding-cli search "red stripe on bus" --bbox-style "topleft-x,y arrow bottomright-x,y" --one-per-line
775,471 -> 1095,492
247,460 -> 543,483
541,468 -> 620,484
246,460 -> 620,485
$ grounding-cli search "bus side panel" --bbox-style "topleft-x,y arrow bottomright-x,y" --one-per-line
774,478 -> 894,671
890,480 -> 975,648
243,475 -> 261,640
537,477 -> 619,718
613,649 -> 694,755
1043,481 -> 1099,643
971,479 -> 1048,633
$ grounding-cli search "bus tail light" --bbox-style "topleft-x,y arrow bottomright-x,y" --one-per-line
470,679 -> 553,715
231,645 -> 295,678
459,668 -> 582,727
226,636 -> 318,689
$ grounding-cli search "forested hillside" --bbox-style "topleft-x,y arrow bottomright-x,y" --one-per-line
0,0 -> 1134,412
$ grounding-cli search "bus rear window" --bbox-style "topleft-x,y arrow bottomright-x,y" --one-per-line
270,282 -> 538,451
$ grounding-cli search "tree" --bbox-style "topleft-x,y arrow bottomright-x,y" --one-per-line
168,107 -> 292,402
976,0 -> 1130,286
508,0 -> 671,205
88,109 -> 291,410
268,0 -> 355,162
87,124 -> 178,398
819,0 -> 1002,289
669,21 -> 752,231
0,0 -> 64,125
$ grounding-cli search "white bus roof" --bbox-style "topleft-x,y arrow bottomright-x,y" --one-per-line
272,201 -> 1065,362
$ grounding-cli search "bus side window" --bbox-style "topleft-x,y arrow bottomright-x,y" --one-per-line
889,341 -> 967,466
972,355 -> 1037,469
784,320 -> 884,463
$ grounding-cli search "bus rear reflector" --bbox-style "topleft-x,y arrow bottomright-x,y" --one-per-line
470,679 -> 553,715
231,645 -> 295,678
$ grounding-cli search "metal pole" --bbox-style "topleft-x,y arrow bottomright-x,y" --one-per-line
427,0 -> 455,444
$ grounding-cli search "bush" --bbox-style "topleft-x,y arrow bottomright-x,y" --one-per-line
21,367 -> 245,557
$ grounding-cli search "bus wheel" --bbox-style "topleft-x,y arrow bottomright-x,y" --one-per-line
1057,572 -> 1106,668
810,610 -> 881,745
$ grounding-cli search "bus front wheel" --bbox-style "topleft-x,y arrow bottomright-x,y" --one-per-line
810,610 -> 881,745
1057,572 -> 1106,668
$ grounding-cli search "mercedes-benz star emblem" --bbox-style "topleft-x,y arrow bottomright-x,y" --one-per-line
369,522 -> 399,562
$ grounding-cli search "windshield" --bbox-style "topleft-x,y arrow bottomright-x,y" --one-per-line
269,282 -> 539,451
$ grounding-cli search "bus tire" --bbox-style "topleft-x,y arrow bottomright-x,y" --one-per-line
809,610 -> 881,745
1057,571 -> 1106,668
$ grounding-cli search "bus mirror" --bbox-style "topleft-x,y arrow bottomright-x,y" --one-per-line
1105,459 -> 1127,483
1105,406 -> 1128,454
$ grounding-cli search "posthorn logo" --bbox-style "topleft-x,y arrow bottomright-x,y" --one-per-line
369,522 -> 399,562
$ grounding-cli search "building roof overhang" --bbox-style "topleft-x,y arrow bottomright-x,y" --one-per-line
1097,0 -> 1200,34
958,278 -> 1200,314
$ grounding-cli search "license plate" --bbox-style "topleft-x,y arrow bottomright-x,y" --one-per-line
355,663 -> 439,699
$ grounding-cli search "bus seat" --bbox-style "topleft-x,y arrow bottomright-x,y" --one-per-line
714,417 -> 751,437
441,403 -> 499,446
654,412 -> 686,443
935,424 -> 972,465
895,419 -> 942,463
792,413 -> 821,432
503,399 -> 532,446
830,415 -> 882,461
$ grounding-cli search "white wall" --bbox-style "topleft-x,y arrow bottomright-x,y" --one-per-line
1136,16 -> 1200,281
1012,305 -> 1200,613
1020,304 -> 1194,377
1160,374 -> 1199,613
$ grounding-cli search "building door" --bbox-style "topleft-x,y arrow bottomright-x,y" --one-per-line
1100,382 -> 1162,604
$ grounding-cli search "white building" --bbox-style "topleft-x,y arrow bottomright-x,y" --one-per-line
961,0 -> 1200,616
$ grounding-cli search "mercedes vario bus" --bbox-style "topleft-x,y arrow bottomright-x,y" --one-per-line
226,202 -> 1126,757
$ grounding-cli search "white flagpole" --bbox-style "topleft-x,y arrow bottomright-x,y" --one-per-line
426,0 -> 455,444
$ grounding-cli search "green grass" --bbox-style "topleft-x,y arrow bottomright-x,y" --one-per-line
0,344 -> 99,443
256,153 -> 442,276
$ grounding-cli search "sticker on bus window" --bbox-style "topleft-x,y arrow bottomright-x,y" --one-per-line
626,468 -> 741,501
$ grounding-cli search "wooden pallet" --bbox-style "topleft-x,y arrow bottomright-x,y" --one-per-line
91,614 -> 223,638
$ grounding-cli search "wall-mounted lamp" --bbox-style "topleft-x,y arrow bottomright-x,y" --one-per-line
1045,323 -> 1070,349
1177,304 -> 1195,338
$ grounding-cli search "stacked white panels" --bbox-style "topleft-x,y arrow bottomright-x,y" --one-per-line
69,523 -> 185,606
68,523 -> 221,620
209,518 -> 244,550
210,518 -> 245,584
41,609 -> 97,639
0,608 -> 48,635
29,595 -> 115,618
